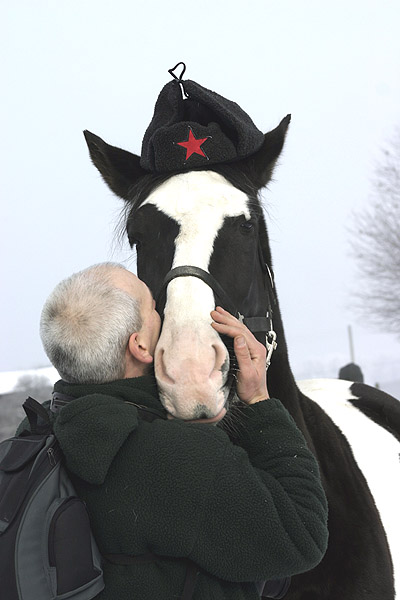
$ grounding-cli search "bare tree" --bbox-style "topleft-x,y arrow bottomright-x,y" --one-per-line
14,373 -> 53,401
350,131 -> 400,337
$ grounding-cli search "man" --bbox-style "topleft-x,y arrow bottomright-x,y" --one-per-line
38,262 -> 328,600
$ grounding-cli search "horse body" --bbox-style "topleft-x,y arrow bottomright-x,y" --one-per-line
299,378 -> 400,586
84,119 -> 400,598
137,172 -> 399,599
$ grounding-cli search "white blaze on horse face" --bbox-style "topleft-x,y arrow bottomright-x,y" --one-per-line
143,171 -> 250,420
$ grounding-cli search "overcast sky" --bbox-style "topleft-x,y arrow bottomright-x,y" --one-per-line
1,0 -> 400,387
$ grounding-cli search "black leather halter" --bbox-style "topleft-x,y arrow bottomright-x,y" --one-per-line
156,247 -> 278,367
157,266 -> 238,318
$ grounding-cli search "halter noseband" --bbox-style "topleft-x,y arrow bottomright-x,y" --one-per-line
156,255 -> 278,368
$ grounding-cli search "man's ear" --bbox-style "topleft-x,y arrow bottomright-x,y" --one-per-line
243,114 -> 291,190
127,332 -> 154,364
83,130 -> 147,201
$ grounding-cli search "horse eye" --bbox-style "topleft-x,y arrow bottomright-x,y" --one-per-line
240,221 -> 254,231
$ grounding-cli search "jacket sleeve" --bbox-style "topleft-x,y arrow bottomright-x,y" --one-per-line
143,399 -> 328,582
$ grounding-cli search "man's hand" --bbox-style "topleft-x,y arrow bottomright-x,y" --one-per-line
211,306 -> 269,405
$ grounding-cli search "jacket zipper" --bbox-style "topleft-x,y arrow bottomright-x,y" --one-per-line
47,447 -> 56,467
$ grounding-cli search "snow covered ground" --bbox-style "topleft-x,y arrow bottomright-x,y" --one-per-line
0,367 -> 59,395
0,367 -> 59,441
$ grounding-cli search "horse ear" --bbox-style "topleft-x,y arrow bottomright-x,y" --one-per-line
83,130 -> 146,200
246,114 -> 291,190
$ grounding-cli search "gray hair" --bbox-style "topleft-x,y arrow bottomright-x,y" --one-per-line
40,263 -> 142,384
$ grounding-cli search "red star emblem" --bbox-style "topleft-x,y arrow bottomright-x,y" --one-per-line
177,127 -> 210,161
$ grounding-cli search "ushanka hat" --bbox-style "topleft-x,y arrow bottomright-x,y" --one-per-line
140,62 -> 264,173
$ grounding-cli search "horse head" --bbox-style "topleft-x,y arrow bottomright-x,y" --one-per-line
84,116 -> 291,420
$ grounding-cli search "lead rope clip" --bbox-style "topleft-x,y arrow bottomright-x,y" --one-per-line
266,330 -> 277,369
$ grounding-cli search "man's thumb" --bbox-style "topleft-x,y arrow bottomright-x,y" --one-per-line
235,336 -> 246,348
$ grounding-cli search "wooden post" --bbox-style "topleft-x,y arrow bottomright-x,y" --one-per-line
348,325 -> 355,363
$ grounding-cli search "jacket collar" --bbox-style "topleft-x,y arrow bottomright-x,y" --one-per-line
54,374 -> 161,409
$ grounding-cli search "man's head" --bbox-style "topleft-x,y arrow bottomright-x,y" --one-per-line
40,263 -> 161,384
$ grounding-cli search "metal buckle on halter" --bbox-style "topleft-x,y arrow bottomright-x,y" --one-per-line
266,330 -> 277,369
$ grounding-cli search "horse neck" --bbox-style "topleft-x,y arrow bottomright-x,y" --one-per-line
267,294 -> 301,405
258,224 -> 302,418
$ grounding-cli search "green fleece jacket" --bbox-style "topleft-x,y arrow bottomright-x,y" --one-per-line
47,375 -> 328,600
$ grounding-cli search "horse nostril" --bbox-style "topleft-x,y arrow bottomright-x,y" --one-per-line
193,405 -> 212,420
220,356 -> 229,375
212,343 -> 230,378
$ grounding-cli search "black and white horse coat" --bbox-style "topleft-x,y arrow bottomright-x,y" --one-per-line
84,119 -> 400,599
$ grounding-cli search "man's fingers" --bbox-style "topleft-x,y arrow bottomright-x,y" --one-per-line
211,307 -> 239,326
235,336 -> 246,348
214,306 -> 230,315
234,336 -> 251,358
233,335 -> 253,374
212,321 -> 253,350
211,320 -> 263,359
211,320 -> 245,337
212,309 -> 269,404
211,308 -> 248,339
211,307 -> 266,363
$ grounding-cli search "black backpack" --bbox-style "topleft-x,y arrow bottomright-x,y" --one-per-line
0,397 -> 104,600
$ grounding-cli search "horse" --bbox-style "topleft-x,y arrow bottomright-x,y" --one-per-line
84,117 -> 400,599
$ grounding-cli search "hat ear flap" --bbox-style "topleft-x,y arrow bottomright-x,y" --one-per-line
246,114 -> 291,190
83,130 -> 146,201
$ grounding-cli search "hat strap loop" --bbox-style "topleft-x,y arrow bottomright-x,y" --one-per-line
168,62 -> 189,99
168,62 -> 186,81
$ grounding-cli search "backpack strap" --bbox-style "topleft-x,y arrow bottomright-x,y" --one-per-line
23,396 -> 52,434
258,576 -> 291,598
180,560 -> 199,600
103,553 -> 199,599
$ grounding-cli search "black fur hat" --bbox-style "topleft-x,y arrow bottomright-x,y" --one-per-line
140,63 -> 264,173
